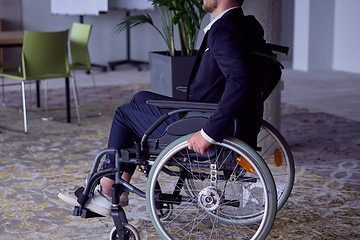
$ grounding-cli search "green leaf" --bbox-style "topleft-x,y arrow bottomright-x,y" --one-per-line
114,0 -> 206,56
114,14 -> 154,34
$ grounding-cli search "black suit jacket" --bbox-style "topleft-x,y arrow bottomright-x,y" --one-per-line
187,8 -> 269,146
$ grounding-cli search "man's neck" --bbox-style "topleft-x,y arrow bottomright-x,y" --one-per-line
211,3 -> 242,18
204,6 -> 241,33
211,9 -> 224,19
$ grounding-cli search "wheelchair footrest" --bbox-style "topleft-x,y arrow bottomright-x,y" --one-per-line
73,206 -> 104,218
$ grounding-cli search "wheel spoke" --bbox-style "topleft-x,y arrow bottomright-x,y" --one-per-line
146,134 -> 277,239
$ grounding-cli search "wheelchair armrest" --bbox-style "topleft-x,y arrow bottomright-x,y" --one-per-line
266,43 -> 289,55
176,86 -> 187,93
146,99 -> 218,111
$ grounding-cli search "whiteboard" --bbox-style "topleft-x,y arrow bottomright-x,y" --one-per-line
51,0 -> 108,16
51,0 -> 154,16
108,0 -> 154,10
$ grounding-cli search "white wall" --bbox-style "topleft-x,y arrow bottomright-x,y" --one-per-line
308,0 -> 334,70
292,0 -> 310,71
333,0 -> 360,74
293,0 -> 360,73
293,0 -> 335,71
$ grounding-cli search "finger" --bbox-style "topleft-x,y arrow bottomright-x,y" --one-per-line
187,141 -> 193,150
194,145 -> 199,153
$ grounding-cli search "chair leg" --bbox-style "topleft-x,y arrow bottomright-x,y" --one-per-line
45,80 -> 48,118
29,80 -> 32,111
70,77 -> 81,125
42,79 -> 53,121
72,71 -> 80,106
2,77 -> 5,106
90,70 -> 101,116
21,81 -> 28,133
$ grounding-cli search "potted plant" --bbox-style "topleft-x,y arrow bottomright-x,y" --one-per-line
115,0 -> 206,99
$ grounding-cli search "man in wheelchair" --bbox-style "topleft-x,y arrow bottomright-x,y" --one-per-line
59,0 -> 272,219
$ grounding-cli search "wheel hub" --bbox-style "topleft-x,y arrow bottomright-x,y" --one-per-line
198,186 -> 223,211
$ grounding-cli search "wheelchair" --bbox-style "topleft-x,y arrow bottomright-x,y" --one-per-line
71,45 -> 293,240
71,101 -> 294,240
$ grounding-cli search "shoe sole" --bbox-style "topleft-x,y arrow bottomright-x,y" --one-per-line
58,192 -> 111,218
58,192 -> 79,205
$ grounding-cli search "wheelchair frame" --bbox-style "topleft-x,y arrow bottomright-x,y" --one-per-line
71,100 -> 293,240
70,44 -> 293,240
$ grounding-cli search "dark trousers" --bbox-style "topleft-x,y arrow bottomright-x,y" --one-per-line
102,91 -> 181,180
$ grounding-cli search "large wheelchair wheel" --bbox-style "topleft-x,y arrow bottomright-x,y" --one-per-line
146,134 -> 277,240
184,120 -> 294,213
258,120 -> 295,211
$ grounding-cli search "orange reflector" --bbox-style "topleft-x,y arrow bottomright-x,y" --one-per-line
274,149 -> 282,167
237,156 -> 254,173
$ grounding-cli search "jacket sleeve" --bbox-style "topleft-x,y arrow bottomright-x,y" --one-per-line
202,19 -> 253,142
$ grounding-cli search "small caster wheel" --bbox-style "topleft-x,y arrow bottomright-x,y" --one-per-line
157,203 -> 173,221
109,223 -> 140,240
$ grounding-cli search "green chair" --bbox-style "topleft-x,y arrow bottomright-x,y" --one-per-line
0,30 -> 80,133
1,61 -> 19,106
69,22 -> 101,116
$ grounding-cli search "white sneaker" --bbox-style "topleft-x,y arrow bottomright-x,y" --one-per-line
58,186 -> 112,217
58,186 -> 129,217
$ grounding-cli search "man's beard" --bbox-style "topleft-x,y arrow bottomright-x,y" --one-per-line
202,0 -> 218,13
